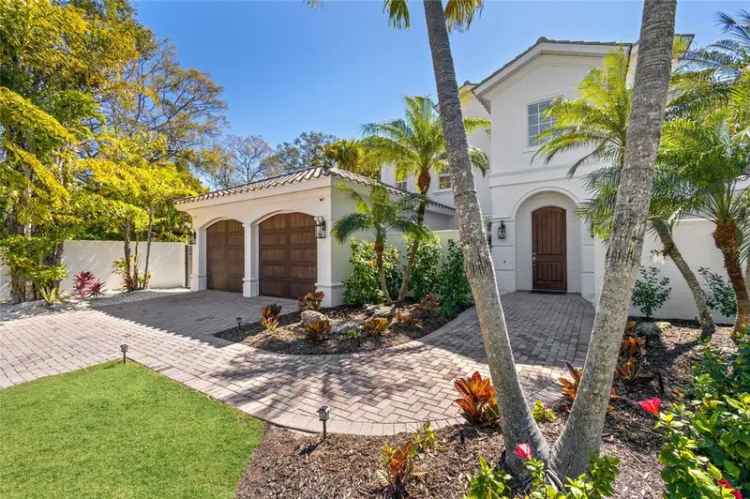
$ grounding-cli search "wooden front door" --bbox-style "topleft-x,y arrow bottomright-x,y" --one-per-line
532,207 -> 567,292
206,220 -> 244,292
259,213 -> 317,300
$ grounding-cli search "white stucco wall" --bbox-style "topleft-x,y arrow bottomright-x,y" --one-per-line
0,240 -> 187,302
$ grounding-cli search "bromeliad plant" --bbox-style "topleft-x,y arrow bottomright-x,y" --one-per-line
298,290 -> 324,311
73,271 -> 105,299
304,317 -> 331,343
454,371 -> 499,427
616,335 -> 646,383
260,304 -> 282,332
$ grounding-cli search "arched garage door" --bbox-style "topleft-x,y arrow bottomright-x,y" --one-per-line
259,213 -> 317,299
206,220 -> 244,292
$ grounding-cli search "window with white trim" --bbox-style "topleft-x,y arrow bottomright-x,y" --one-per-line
527,99 -> 554,147
438,173 -> 451,190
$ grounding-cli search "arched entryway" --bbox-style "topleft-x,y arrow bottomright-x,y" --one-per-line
259,212 -> 317,299
206,219 -> 244,292
532,206 -> 567,292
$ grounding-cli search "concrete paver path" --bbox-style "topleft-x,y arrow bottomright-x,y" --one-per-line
0,290 -> 592,435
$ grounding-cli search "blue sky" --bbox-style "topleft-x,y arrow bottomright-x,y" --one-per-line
135,1 -> 747,146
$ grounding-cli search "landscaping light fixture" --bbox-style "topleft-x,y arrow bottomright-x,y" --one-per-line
236,317 -> 243,331
318,405 -> 332,440
314,216 -> 327,239
497,221 -> 507,240
120,344 -> 128,364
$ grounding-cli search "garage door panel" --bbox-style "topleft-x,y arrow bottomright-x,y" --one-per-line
206,219 -> 244,292
260,213 -> 317,300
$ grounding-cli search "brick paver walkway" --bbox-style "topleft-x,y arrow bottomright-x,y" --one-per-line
0,291 -> 592,435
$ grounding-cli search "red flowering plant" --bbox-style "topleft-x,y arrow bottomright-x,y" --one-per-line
73,271 -> 105,299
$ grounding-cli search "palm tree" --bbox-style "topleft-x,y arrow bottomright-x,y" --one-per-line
659,111 -> 750,335
331,185 -> 427,302
539,49 -> 716,336
322,139 -> 383,179
363,95 -> 488,301
533,49 -> 632,176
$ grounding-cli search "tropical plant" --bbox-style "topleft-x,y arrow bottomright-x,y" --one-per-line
298,290 -> 325,311
363,95 -> 488,300
409,232 -> 441,301
342,240 -> 402,306
363,317 -> 389,336
38,286 -> 62,306
454,371 -> 499,427
322,139 -> 383,178
532,400 -> 557,424
659,110 -> 750,335
332,185 -> 427,302
699,267 -> 738,318
379,440 -> 414,499
418,293 -> 441,316
411,422 -> 439,454
465,456 -> 512,499
304,317 -> 331,343
617,335 -> 646,383
73,271 -> 105,299
260,304 -> 282,332
631,266 -> 672,318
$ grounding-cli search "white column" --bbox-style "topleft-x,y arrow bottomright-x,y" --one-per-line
242,222 -> 258,297
190,227 -> 207,290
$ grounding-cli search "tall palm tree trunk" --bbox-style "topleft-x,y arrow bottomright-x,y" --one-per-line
714,221 -> 750,334
552,0 -> 676,478
652,218 -> 716,337
397,194 -> 428,301
422,0 -> 550,467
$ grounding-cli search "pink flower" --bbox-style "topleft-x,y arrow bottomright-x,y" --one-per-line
514,443 -> 532,461
718,479 -> 743,499
638,398 -> 661,416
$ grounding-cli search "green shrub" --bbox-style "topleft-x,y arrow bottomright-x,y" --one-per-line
698,267 -> 737,318
343,240 -> 402,306
631,266 -> 671,319
531,399 -> 557,424
0,235 -> 67,292
410,234 -> 441,301
436,239 -> 472,317
656,335 -> 750,497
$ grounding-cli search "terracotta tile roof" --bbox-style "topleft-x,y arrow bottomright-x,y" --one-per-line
174,166 -> 455,211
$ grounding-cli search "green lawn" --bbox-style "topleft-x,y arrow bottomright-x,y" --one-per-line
0,362 -> 265,499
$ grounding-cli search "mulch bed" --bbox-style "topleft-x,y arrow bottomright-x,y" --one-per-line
216,303 -> 455,355
236,320 -> 736,498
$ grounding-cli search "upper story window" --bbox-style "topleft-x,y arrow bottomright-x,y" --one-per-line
438,172 -> 451,190
527,99 -> 555,147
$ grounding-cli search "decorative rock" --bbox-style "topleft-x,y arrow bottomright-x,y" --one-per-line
331,319 -> 364,335
636,320 -> 670,339
364,304 -> 394,318
300,310 -> 327,327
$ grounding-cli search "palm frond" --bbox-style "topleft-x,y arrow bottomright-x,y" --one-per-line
383,0 -> 410,29
331,213 -> 371,242
444,0 -> 484,30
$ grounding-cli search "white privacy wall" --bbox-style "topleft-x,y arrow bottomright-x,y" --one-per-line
593,218 -> 734,324
0,240 -> 187,302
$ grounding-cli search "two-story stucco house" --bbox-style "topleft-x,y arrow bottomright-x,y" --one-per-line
177,36 -> 734,321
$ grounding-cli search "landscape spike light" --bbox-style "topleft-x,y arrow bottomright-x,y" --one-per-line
120,344 -> 128,364
318,405 -> 332,440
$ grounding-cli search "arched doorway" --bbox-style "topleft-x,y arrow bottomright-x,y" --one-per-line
206,219 -> 244,292
259,212 -> 317,299
532,206 -> 567,292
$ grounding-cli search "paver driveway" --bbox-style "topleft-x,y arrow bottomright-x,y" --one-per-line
0,290 -> 592,435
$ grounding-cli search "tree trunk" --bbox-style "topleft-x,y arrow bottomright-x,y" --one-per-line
652,218 -> 716,337
397,191 -> 428,301
143,210 -> 153,289
374,236 -> 391,303
422,0 -> 550,468
714,221 -> 750,334
552,0 -> 676,478
123,220 -> 133,291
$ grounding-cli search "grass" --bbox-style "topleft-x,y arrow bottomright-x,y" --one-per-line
0,362 -> 265,499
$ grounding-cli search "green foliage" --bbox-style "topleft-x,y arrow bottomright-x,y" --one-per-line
699,267 -> 737,318
0,235 -> 67,290
631,266 -> 671,318
658,336 -> 750,497
410,234 -> 441,301
411,422 -> 439,454
38,286 -> 62,306
437,240 -> 473,317
464,454 -> 620,499
343,240 -> 402,306
532,400 -> 557,424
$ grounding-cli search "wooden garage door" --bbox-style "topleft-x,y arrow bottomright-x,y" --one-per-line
532,207 -> 567,292
260,213 -> 317,300
206,220 -> 244,292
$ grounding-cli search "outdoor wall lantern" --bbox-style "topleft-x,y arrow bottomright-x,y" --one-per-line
497,221 -> 507,240
314,216 -> 327,239
120,344 -> 128,364
318,405 -> 332,440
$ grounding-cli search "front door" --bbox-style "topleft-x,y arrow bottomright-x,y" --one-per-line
532,207 -> 566,292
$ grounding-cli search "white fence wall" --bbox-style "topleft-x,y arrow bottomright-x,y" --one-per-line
0,240 -> 188,303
